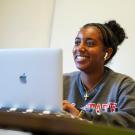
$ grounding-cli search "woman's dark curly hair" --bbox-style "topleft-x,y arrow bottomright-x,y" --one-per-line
82,20 -> 126,64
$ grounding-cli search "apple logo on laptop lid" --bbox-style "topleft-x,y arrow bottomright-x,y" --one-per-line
19,73 -> 27,83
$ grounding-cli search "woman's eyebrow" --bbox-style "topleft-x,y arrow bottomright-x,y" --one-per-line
75,37 -> 81,39
75,37 -> 96,41
85,37 -> 94,40
84,38 -> 95,41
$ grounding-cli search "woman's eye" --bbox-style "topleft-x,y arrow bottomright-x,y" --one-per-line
75,38 -> 81,46
86,39 -> 95,47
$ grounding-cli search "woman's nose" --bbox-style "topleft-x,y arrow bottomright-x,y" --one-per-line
77,42 -> 86,52
73,41 -> 86,53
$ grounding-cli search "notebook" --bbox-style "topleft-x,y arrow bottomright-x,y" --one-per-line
0,48 -> 63,113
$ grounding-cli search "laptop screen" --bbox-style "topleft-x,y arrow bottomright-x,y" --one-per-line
0,48 -> 63,113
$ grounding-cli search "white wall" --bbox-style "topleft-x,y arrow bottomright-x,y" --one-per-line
0,0 -> 54,48
50,0 -> 135,79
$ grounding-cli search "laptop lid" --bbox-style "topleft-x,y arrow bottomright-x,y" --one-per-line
0,48 -> 63,113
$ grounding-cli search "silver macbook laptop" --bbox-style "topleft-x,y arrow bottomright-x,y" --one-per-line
0,48 -> 63,113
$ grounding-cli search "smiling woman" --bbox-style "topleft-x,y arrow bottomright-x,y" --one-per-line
63,20 -> 135,129
73,25 -> 107,73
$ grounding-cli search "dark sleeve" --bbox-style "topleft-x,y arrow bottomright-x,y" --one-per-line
81,78 -> 135,129
63,72 -> 77,100
63,73 -> 71,99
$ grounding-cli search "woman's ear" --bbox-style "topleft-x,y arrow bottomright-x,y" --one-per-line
104,48 -> 113,61
104,52 -> 108,60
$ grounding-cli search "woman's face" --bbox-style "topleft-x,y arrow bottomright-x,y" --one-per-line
73,26 -> 106,73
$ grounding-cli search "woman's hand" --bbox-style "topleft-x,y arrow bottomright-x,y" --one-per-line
63,100 -> 80,117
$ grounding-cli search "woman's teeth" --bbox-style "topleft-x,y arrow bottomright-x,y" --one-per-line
76,56 -> 87,61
